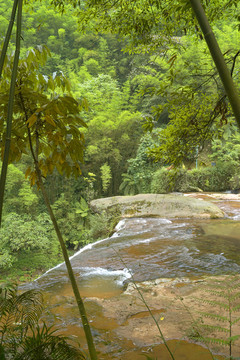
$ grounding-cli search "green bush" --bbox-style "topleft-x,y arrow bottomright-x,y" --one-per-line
151,167 -> 173,193
187,162 -> 237,192
151,162 -> 240,194
0,213 -> 61,279
151,167 -> 193,193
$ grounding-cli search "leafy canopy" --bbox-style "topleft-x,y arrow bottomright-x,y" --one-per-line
0,45 -> 87,186
51,0 -> 240,54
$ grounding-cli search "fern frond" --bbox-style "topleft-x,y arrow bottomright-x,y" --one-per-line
193,298 -> 228,310
15,289 -> 43,326
202,288 -> 229,298
199,312 -> 228,323
201,324 -> 229,333
229,292 -> 240,301
198,336 -> 230,346
0,344 -> 6,360
204,279 -> 240,294
0,286 -> 86,359
232,317 -> 240,325
232,304 -> 240,311
227,334 -> 240,344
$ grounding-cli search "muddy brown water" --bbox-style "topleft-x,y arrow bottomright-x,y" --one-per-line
21,194 -> 240,359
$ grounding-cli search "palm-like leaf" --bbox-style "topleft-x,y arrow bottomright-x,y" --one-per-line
0,285 -> 86,360
15,323 -> 85,360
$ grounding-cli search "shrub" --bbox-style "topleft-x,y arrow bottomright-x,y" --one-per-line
151,162 -> 240,194
188,162 -> 238,192
151,167 -> 192,193
151,167 -> 173,193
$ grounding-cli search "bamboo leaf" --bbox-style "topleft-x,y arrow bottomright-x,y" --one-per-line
45,115 -> 56,127
27,114 -> 37,127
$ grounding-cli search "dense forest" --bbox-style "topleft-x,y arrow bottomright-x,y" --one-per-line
0,0 -> 240,279
1,0 -> 240,358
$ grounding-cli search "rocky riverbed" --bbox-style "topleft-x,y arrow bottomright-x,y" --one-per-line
87,193 -> 240,358
90,274 -> 239,359
41,193 -> 240,359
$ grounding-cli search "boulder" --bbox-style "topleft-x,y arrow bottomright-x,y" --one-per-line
90,193 -> 224,219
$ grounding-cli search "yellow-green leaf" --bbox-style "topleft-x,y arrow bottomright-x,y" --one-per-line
45,115 -> 56,127
27,114 -> 37,127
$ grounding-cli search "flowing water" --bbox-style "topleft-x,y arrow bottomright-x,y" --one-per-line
21,194 -> 240,359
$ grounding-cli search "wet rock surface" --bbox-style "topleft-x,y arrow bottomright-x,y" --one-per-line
91,275 -> 239,359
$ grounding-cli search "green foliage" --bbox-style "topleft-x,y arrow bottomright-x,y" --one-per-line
151,158 -> 240,194
150,167 -> 173,194
82,172 -> 97,202
75,74 -> 124,118
187,276 -> 240,359
191,163 -> 239,192
122,130 -> 161,194
149,94 -> 222,167
119,173 -> 141,195
52,194 -> 90,249
0,212 -> 59,269
0,213 -> 54,252
3,163 -> 39,216
210,124 -> 240,165
0,46 -> 87,185
75,197 -> 90,220
100,163 -> 112,194
3,252 -> 60,284
89,209 -> 121,240
0,284 -> 85,359
51,193 -> 120,246
84,110 -> 143,196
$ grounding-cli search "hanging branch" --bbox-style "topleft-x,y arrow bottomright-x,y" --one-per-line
0,0 -> 19,80
0,0 -> 23,226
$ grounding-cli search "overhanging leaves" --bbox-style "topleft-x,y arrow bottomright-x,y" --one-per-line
0,46 -> 88,184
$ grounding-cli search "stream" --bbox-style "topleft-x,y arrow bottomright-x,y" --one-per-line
21,194 -> 240,359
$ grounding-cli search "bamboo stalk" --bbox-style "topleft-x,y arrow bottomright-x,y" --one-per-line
35,170 -> 98,360
0,0 -> 22,226
24,121 -> 98,360
189,0 -> 240,129
0,0 -> 18,79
